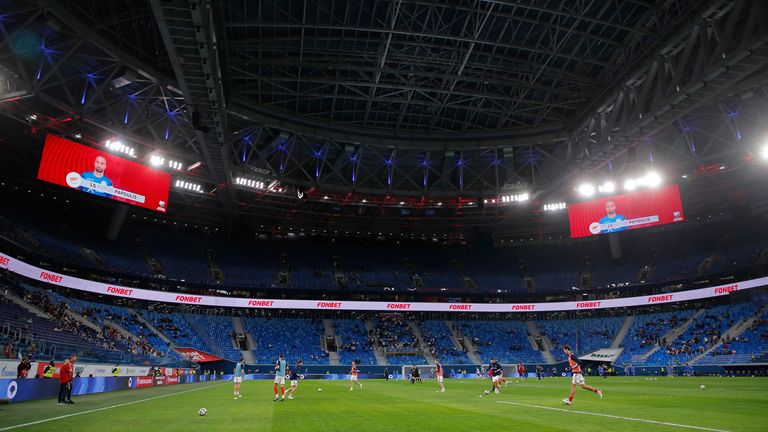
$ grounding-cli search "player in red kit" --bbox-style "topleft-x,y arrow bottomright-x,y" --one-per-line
562,345 -> 602,405
348,361 -> 363,391
435,358 -> 445,393
57,359 -> 73,405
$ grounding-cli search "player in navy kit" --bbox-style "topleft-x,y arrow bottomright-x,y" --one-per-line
284,360 -> 303,400
488,359 -> 504,394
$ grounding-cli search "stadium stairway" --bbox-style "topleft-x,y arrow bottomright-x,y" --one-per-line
322,320 -> 340,366
131,309 -> 174,346
365,320 -> 388,366
444,321 -> 482,364
64,308 -> 102,333
526,321 -> 555,364
231,317 -> 256,364
185,315 -> 218,355
3,290 -> 51,319
450,323 -> 482,364
636,309 -> 706,363
407,321 -> 436,364
612,315 -> 636,348
101,318 -> 137,342
691,305 -> 768,364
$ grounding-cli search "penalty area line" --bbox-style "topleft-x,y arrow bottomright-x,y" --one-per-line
0,382 -> 228,431
495,400 -> 730,432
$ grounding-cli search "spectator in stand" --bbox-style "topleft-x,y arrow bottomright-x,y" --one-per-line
16,358 -> 31,379
3,342 -> 13,359
58,359 -> 73,405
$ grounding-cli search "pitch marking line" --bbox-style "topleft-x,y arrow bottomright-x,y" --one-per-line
495,400 -> 731,432
0,382 -> 228,431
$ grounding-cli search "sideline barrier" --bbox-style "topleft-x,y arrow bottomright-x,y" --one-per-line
0,374 -> 219,403
1,252 -> 764,313
0,360 -> 192,380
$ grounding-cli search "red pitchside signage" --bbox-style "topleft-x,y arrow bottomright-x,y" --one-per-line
134,376 -> 154,389
567,184 -> 685,238
37,134 -> 171,213
172,347 -> 223,363
0,251 -> 764,313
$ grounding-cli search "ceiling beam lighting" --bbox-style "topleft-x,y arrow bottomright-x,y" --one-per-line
500,192 -> 529,203
543,202 -> 567,211
577,183 -> 595,197
174,179 -> 203,193
105,139 -> 135,157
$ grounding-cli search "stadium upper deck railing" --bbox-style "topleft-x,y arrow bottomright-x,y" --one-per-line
1,251 -> 765,313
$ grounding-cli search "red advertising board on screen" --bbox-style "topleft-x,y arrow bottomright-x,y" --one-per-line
568,184 -> 685,238
37,134 -> 171,212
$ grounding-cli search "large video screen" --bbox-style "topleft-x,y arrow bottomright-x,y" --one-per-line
37,134 -> 170,213
568,184 -> 685,238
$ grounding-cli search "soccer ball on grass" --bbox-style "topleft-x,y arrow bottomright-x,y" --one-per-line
483,390 -> 490,395
198,408 -> 207,416
700,385 -> 706,390
317,388 -> 323,392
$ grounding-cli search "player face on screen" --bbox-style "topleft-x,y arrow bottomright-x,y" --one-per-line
93,156 -> 107,177
605,201 -> 617,217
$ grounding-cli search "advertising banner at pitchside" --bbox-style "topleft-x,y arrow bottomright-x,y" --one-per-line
36,134 -> 171,213
1,251 -> 763,313
172,347 -> 223,363
567,184 -> 685,238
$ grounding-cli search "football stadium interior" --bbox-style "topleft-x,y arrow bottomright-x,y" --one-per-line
1,0 -> 768,431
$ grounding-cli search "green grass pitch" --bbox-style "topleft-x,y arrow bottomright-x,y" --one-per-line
1,377 -> 767,431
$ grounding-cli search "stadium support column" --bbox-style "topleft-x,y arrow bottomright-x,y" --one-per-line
608,233 -> 622,260
106,204 -> 129,241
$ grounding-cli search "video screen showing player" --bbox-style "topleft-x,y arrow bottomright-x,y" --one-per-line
599,201 -> 626,233
79,155 -> 113,198
37,134 -> 171,212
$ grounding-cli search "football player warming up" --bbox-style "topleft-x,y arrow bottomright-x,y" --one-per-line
349,360 -> 363,391
435,358 -> 445,393
274,354 -> 287,402
488,358 -> 504,394
284,360 -> 303,400
562,345 -> 603,405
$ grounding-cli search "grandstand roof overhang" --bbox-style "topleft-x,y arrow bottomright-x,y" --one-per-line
2,0 -> 768,230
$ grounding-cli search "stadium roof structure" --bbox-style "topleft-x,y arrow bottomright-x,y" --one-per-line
1,0 -> 768,233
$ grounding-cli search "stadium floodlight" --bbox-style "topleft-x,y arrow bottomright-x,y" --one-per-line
105,139 -> 135,157
149,155 -> 164,167
761,145 -> 768,160
577,183 -> 595,197
234,176 -> 266,190
500,192 -> 529,203
174,179 -> 203,193
642,171 -> 662,187
167,160 -> 183,170
543,202 -> 567,211
623,179 -> 637,191
598,181 -> 615,194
